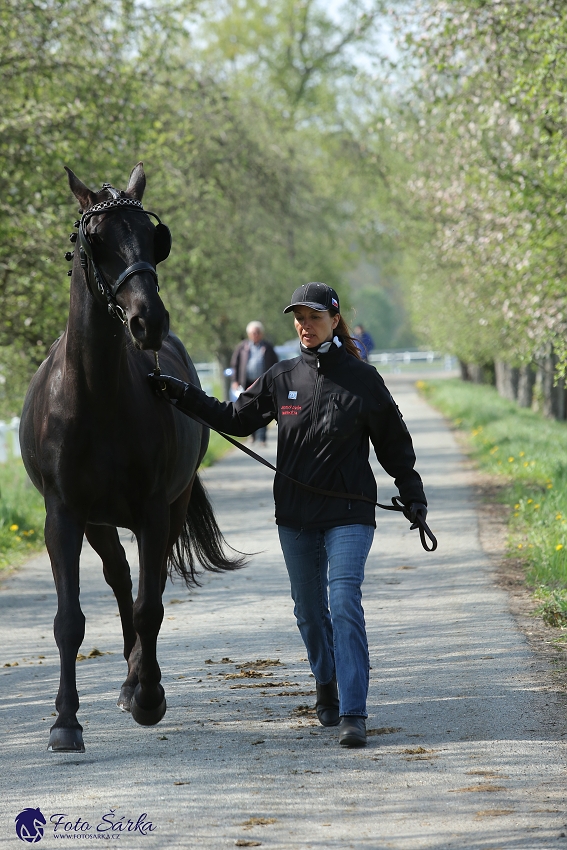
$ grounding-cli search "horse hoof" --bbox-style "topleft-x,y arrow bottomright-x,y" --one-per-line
117,685 -> 135,712
47,727 -> 85,753
130,689 -> 167,726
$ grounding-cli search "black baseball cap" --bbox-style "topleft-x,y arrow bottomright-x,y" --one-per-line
283,282 -> 340,314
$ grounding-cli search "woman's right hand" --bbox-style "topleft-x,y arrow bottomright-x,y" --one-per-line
147,373 -> 188,401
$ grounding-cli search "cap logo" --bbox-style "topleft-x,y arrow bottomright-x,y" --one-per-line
288,391 -> 298,399
331,297 -> 338,309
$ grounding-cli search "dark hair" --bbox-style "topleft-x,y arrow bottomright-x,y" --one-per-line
331,312 -> 362,359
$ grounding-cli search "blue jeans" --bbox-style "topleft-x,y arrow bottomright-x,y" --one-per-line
278,524 -> 374,717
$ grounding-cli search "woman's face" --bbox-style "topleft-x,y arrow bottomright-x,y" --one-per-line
293,307 -> 340,348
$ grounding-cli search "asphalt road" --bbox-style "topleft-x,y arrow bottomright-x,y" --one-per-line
1,375 -> 566,850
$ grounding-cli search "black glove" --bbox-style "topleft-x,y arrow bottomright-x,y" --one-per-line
147,372 -> 188,401
408,502 -> 427,530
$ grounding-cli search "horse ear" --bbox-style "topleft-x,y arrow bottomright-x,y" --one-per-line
64,166 -> 97,208
125,162 -> 146,201
64,167 -> 97,211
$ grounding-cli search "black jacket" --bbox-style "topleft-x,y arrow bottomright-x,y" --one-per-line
178,340 -> 426,530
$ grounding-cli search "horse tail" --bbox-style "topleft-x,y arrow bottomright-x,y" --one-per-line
168,474 -> 246,587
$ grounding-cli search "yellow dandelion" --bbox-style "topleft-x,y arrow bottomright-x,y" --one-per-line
15,536 -> 21,542
547,484 -> 553,489
556,514 -> 562,521
523,462 -> 529,467
416,380 -> 426,390
519,451 -> 525,457
556,544 -> 564,552
534,504 -> 540,510
514,504 -> 520,509
9,524 -> 18,532
518,544 -> 523,549
508,457 -> 514,463
514,512 -> 519,517
490,446 -> 499,454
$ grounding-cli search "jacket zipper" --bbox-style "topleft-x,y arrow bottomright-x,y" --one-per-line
307,363 -> 324,442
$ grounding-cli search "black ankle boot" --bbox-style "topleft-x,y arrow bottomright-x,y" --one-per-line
338,716 -> 367,747
316,677 -> 340,727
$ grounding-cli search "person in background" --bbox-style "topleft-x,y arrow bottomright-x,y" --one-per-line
354,324 -> 374,361
230,321 -> 279,446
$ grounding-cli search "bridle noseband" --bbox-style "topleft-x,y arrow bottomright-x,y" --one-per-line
77,186 -> 171,324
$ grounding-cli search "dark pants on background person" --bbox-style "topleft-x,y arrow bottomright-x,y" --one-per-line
251,423 -> 267,443
278,524 -> 374,717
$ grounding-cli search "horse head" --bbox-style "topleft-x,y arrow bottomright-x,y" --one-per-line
65,163 -> 170,351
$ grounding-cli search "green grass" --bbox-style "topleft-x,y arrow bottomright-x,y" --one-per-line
418,378 -> 567,622
200,430 -> 241,468
0,457 -> 45,569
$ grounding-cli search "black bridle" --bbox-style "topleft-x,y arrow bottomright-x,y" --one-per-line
77,185 -> 171,324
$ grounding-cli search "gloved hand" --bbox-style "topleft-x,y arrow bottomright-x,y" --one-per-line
408,502 -> 427,530
147,372 -> 188,401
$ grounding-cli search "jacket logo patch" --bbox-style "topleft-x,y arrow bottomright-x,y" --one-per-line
288,391 -> 298,399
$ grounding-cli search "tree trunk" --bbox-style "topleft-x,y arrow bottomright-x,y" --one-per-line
517,365 -> 536,408
533,349 -> 566,419
495,361 -> 519,401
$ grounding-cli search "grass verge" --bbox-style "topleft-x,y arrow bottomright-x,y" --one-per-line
0,457 -> 45,570
200,430 -> 243,468
418,378 -> 567,629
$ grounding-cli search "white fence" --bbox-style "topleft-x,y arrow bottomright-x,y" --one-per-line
368,351 -> 456,372
0,417 -> 21,463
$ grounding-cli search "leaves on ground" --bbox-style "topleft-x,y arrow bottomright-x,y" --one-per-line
237,659 -> 282,669
403,746 -> 437,760
449,784 -> 507,793
367,727 -> 402,736
475,809 -> 515,818
230,681 -> 298,689
291,704 -> 315,717
235,841 -> 261,847
76,648 -> 110,661
224,670 -> 273,679
241,817 -> 277,829
466,769 -> 509,778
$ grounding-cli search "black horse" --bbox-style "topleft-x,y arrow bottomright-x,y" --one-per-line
19,163 -> 241,752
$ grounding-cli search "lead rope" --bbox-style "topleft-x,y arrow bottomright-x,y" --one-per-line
161,393 -> 437,553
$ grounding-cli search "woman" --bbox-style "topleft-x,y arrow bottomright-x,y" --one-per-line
149,282 -> 428,747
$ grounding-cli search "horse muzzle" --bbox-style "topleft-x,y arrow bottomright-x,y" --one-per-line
128,304 -> 169,351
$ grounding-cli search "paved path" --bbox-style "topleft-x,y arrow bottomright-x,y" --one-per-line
1,377 -> 566,849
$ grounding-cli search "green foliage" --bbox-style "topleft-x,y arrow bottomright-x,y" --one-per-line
0,0 -> 395,416
421,378 -> 567,608
352,286 -> 415,349
0,458 -> 45,569
387,1 -> 567,369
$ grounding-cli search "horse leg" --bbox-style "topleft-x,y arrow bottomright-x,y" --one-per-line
44,501 -> 86,752
130,501 -> 170,726
84,524 -> 138,712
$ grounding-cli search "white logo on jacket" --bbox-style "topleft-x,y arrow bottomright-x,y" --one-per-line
288,391 -> 298,399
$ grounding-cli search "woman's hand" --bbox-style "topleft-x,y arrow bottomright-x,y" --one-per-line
408,502 -> 427,529
147,373 -> 188,401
